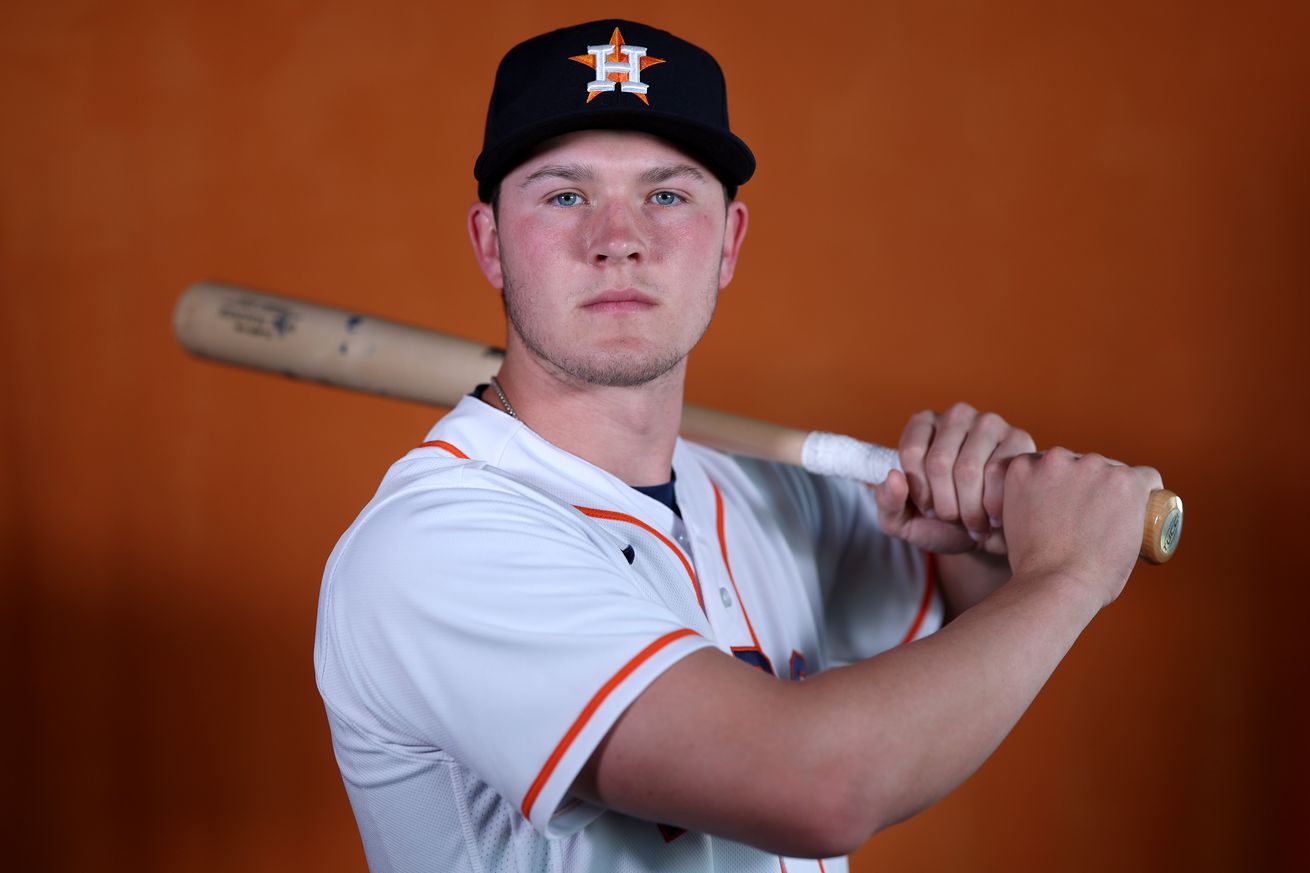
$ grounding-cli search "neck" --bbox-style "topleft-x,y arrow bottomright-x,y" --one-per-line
484,343 -> 684,487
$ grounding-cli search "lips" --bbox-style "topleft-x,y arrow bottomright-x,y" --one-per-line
581,288 -> 657,313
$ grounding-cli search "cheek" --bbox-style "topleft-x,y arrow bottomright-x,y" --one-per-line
653,213 -> 722,264
502,215 -> 576,271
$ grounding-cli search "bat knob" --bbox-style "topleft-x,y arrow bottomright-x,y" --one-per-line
1141,489 -> 1183,564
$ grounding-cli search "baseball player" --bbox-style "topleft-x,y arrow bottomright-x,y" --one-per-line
314,19 -> 1161,873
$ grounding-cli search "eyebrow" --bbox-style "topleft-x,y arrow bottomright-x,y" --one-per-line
638,164 -> 708,185
518,164 -> 595,188
517,163 -> 709,188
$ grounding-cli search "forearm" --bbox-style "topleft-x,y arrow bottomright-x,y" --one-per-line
799,569 -> 1103,842
579,569 -> 1108,857
936,549 -> 1011,620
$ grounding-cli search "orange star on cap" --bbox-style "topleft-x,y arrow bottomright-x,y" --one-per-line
569,26 -> 666,105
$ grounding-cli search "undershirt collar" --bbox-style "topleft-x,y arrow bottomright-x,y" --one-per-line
632,471 -> 680,517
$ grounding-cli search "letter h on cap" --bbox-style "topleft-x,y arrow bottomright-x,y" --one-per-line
586,41 -> 651,95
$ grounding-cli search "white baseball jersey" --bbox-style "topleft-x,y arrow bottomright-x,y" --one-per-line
314,395 -> 943,873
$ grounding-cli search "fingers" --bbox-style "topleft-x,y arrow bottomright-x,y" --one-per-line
900,403 -> 1033,542
1135,464 -> 1164,493
982,427 -> 1037,528
920,403 -> 974,525
953,411 -> 1011,539
874,468 -> 984,555
897,410 -> 936,516
890,404 -> 1168,579
899,402 -> 977,519
872,468 -> 912,538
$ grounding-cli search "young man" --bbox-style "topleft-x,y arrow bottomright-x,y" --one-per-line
314,20 -> 1160,872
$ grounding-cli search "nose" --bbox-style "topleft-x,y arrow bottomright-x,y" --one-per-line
587,199 -> 646,266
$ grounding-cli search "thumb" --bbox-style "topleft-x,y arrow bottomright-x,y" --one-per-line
873,468 -> 912,536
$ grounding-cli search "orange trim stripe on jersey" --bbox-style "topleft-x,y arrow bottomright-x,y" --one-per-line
898,552 -> 937,645
710,480 -> 764,651
574,506 -> 706,613
521,628 -> 699,820
417,439 -> 469,459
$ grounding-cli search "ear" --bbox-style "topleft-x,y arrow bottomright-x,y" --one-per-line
467,202 -> 504,289
716,200 -> 749,289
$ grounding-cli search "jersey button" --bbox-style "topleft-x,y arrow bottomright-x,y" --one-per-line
719,587 -> 733,608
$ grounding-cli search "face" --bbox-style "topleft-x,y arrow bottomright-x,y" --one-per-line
468,130 -> 748,388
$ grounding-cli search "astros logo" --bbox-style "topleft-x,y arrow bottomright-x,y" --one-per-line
569,27 -> 666,105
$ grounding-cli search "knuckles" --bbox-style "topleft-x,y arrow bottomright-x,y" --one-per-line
952,457 -> 982,480
982,458 -> 1008,480
1006,447 -> 1151,501
924,451 -> 955,477
908,409 -> 936,428
1003,452 -> 1038,483
898,442 -> 926,466
1104,466 -> 1147,501
943,401 -> 977,424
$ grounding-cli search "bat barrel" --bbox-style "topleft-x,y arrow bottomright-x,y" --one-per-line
172,281 -> 503,408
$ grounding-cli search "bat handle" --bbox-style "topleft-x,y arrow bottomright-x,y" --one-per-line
1140,489 -> 1183,564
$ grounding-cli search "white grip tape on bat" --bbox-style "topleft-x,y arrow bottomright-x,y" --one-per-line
800,431 -> 902,485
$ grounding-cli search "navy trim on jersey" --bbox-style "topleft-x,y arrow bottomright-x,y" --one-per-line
633,471 -> 680,517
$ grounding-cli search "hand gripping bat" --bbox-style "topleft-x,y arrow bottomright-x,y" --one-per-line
172,281 -> 1183,563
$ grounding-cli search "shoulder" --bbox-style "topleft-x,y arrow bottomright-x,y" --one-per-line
329,447 -> 621,586
314,446 -> 654,703
679,440 -> 874,535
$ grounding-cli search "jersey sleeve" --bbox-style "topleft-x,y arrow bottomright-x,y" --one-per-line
314,463 -> 714,837
806,472 -> 943,663
734,456 -> 943,666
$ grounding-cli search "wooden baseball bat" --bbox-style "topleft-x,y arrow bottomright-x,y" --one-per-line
172,281 -> 1183,563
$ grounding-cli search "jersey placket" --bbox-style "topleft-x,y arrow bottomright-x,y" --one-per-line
675,478 -> 775,675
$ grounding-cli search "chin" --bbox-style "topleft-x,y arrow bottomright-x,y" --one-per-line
555,347 -> 686,388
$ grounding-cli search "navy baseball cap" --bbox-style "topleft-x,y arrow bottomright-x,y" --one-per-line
474,20 -> 756,202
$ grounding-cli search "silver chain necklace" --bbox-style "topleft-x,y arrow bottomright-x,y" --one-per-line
488,376 -> 517,419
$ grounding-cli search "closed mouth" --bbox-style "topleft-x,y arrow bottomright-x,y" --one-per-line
582,288 -> 657,311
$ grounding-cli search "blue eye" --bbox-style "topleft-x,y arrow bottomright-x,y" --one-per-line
552,192 -> 582,207
651,191 -> 682,206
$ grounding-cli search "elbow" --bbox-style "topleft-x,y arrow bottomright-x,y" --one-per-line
784,795 -> 878,859
802,742 -> 943,857
807,772 -> 942,855
773,768 -> 888,859
807,808 -> 875,859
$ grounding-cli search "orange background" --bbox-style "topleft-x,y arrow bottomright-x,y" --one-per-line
3,2 -> 1307,870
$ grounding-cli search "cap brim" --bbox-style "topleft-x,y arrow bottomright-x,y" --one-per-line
474,109 -> 755,202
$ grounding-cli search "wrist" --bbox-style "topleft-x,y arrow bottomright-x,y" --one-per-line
1003,567 -> 1109,621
